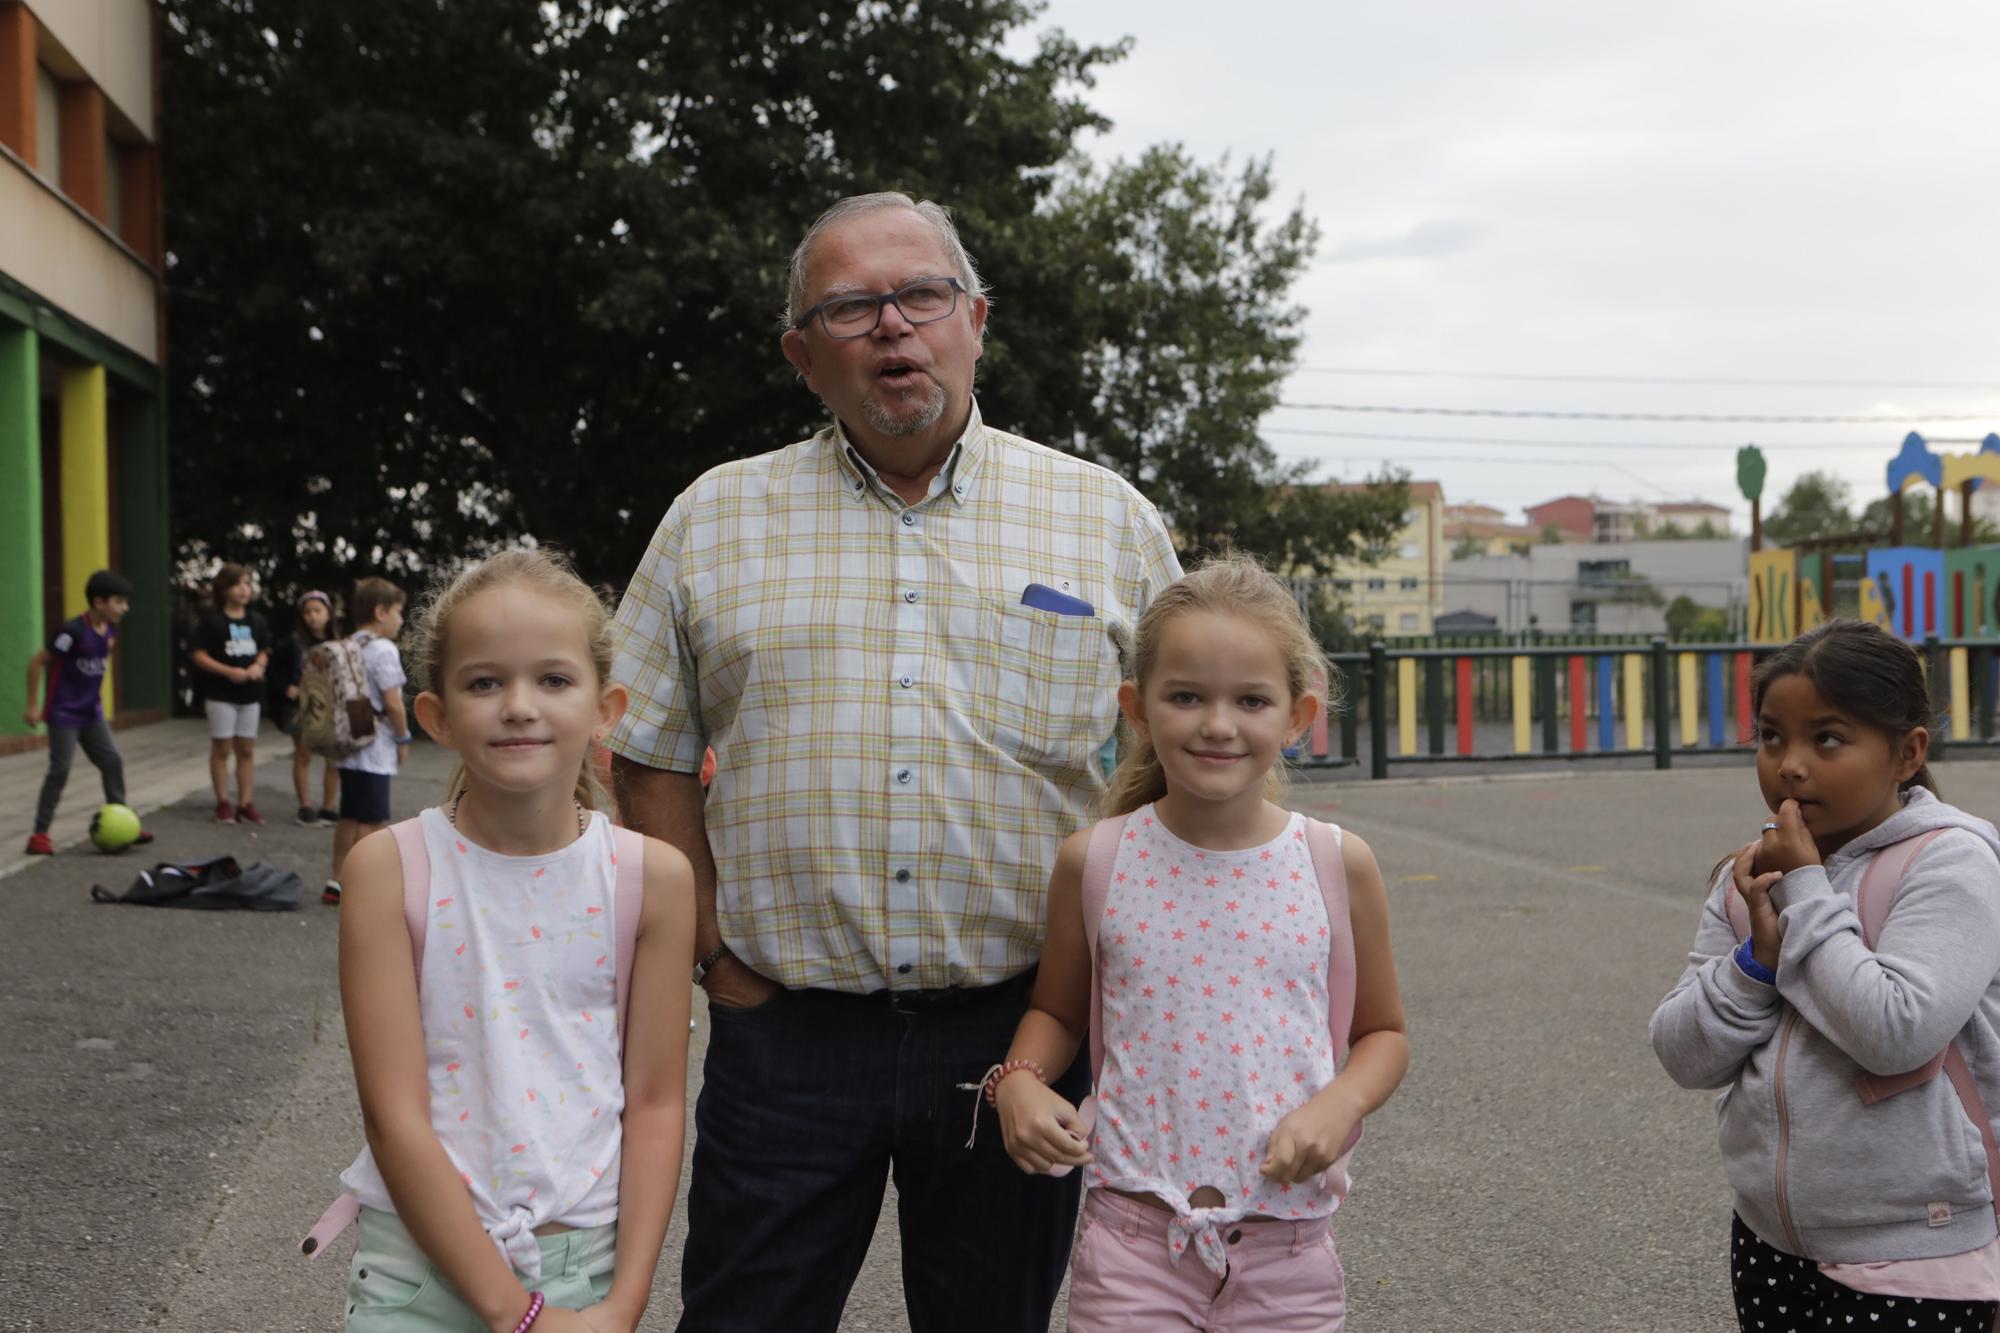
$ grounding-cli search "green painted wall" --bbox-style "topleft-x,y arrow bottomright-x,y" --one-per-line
0,323 -> 42,736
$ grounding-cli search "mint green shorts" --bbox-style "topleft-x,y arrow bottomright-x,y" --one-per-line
344,1206 -> 617,1331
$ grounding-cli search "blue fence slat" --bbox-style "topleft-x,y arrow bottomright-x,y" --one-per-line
1595,655 -> 1616,752
1706,652 -> 1726,749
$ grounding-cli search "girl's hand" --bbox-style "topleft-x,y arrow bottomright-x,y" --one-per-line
525,1308 -> 595,1333
285,684 -> 299,700
1260,1093 -> 1361,1186
1755,799 -> 1820,877
995,1073 -> 1092,1175
576,1301 -> 640,1333
1732,842 -> 1785,972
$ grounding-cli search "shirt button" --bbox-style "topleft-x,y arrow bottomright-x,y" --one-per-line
904,590 -> 919,603
895,869 -> 911,883
895,768 -> 912,785
898,963 -> 914,975
1227,1230 -> 1243,1246
899,675 -> 914,689
901,512 -> 917,526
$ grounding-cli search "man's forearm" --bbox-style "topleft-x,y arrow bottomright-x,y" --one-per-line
611,755 -> 721,952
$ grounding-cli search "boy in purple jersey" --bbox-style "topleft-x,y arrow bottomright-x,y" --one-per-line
22,570 -> 154,855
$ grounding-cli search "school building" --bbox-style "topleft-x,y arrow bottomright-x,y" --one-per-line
0,0 -> 170,750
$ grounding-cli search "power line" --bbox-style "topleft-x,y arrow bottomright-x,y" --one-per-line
1295,366 -> 2000,392
1277,402 -> 2000,424
1266,447 -> 1748,471
1264,427 -> 1897,452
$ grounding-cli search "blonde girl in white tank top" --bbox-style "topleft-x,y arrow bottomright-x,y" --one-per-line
990,555 -> 1410,1331
336,550 -> 694,1333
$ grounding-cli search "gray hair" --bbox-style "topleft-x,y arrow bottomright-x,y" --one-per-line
784,192 -> 987,330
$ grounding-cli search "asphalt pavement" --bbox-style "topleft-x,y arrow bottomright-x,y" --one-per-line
7,736 -> 1999,1331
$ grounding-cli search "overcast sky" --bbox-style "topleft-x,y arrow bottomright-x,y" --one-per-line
1029,1 -> 2000,527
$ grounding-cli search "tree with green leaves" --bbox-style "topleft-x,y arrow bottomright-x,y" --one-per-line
161,0 -> 1406,615
1665,594 -> 1731,641
1762,472 -> 1858,546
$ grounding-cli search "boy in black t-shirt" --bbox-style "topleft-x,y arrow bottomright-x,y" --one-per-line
190,563 -> 271,824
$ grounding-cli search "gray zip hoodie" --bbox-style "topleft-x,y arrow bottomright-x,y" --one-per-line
1651,788 -> 2000,1262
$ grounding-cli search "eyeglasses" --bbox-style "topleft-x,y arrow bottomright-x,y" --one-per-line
793,277 -> 966,339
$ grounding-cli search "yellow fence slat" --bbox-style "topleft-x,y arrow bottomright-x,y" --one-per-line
1397,657 -> 1417,755
1678,652 -> 1699,747
1951,647 -> 1971,741
1511,656 -> 1532,753
1623,653 -> 1644,750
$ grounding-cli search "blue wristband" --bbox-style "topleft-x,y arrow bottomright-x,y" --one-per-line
1733,936 -> 1777,985
393,734 -> 412,744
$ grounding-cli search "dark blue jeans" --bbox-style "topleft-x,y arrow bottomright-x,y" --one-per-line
678,972 -> 1087,1333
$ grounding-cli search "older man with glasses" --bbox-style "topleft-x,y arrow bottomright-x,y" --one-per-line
608,191 -> 1181,1332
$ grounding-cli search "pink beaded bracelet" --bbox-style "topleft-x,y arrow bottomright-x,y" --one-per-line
512,1291 -> 545,1333
984,1058 -> 1045,1104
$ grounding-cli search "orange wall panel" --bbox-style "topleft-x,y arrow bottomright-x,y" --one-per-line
57,79 -> 105,221
0,3 -> 33,166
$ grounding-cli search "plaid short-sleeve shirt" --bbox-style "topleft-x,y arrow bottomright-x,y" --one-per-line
609,403 -> 1182,992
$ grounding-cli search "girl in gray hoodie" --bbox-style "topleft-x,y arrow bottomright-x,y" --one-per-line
1652,619 -> 2000,1331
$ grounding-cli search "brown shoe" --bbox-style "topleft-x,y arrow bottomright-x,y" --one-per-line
235,803 -> 265,826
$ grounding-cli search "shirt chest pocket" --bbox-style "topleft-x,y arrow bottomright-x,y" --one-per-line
984,602 -> 1121,771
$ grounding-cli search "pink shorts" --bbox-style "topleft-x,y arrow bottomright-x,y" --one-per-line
1066,1189 -> 1347,1332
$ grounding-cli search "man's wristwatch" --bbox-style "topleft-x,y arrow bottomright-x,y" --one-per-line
693,943 -> 730,986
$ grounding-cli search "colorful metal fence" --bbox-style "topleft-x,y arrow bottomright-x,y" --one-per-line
1296,637 -> 2000,778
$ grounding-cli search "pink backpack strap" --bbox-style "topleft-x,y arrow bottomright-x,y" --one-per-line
1851,830 -> 1955,1103
303,816 -> 432,1258
390,818 -> 432,989
1854,829 -> 1949,948
1941,1045 -> 2000,1229
1080,815 -> 1127,1089
1305,819 -> 1354,1062
611,825 -> 645,1054
1303,817 -> 1364,1184
1724,881 -> 1751,942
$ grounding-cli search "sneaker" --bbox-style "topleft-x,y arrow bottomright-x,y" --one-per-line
235,803 -> 266,826
214,800 -> 235,823
134,830 -> 154,846
23,832 -> 54,855
317,807 -> 340,825
295,805 -> 321,826
321,880 -> 342,906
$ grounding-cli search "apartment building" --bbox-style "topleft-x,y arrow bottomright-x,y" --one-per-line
1331,480 -> 1445,634
0,0 -> 170,744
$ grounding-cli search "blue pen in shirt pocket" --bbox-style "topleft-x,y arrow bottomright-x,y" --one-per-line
1020,583 -> 1095,617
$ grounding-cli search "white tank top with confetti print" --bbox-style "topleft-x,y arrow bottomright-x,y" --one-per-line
341,806 -> 625,1278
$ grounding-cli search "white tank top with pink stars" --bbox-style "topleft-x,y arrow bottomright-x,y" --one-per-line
1089,804 -> 1342,1272
340,806 -> 625,1278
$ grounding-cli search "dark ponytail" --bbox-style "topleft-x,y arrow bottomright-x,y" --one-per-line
1751,619 -> 1938,796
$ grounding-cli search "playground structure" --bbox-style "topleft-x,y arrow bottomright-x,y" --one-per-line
1747,432 -> 2000,645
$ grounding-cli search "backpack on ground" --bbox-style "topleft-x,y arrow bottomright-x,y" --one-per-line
298,635 -> 377,759
90,856 -> 302,911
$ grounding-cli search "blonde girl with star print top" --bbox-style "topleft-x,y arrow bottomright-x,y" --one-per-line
989,554 -> 1409,1332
